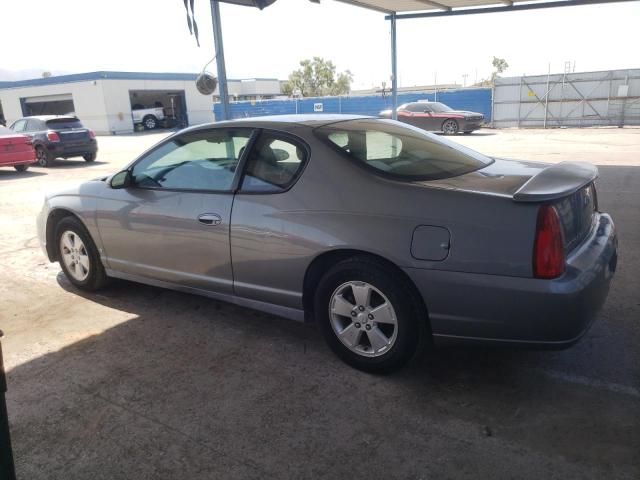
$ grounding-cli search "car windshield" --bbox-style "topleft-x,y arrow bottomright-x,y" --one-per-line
428,103 -> 453,113
45,118 -> 83,130
315,119 -> 492,180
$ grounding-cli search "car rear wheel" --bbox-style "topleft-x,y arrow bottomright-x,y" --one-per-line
55,216 -> 108,291
143,115 -> 158,130
314,257 -> 425,373
442,119 -> 459,135
36,146 -> 53,167
14,164 -> 29,172
83,153 -> 97,162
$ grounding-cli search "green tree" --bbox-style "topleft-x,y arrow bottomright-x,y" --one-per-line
285,57 -> 353,97
490,56 -> 509,82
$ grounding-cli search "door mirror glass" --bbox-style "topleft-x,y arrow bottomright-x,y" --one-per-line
110,170 -> 131,189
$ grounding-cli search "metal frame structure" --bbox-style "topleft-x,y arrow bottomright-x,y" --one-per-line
493,69 -> 640,128
209,0 -> 636,121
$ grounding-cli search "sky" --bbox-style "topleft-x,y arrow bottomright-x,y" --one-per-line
0,0 -> 638,90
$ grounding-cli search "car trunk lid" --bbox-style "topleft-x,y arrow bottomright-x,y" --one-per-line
0,132 -> 32,155
425,158 -> 598,253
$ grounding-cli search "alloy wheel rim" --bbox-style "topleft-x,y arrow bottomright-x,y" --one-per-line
37,149 -> 47,166
444,120 -> 458,134
60,231 -> 90,281
329,281 -> 398,357
145,119 -> 155,129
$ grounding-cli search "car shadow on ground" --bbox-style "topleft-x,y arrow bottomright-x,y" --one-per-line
4,164 -> 639,479
0,169 -> 46,180
433,130 -> 497,137
5,268 -> 636,479
33,159 -> 108,169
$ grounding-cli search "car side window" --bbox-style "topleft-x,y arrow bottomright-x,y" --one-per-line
12,120 -> 27,132
25,120 -> 40,131
240,133 -> 307,193
131,129 -> 253,191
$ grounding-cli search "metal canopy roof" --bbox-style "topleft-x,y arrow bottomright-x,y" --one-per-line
336,0 -> 635,17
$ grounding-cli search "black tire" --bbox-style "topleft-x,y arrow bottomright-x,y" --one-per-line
142,115 -> 158,130
35,146 -> 53,167
54,216 -> 108,291
463,131 -> 473,135
314,256 -> 427,373
442,119 -> 459,135
14,164 -> 29,172
83,153 -> 97,162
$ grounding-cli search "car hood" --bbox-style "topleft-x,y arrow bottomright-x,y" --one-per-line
447,110 -> 483,117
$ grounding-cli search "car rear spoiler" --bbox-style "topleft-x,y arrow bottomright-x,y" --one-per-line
513,161 -> 598,203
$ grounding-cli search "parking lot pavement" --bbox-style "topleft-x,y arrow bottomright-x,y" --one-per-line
1,128 -> 639,479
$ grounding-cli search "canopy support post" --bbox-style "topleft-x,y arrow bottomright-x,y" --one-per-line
390,12 -> 398,120
210,1 -> 230,121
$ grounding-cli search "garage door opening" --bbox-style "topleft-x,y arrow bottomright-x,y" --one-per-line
129,90 -> 188,131
21,93 -> 75,116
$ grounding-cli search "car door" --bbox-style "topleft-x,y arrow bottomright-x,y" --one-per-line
96,127 -> 255,294
420,105 -> 441,131
230,130 -> 310,309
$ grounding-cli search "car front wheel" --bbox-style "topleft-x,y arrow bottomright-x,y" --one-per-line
55,216 -> 108,291
83,153 -> 97,162
314,257 -> 426,373
14,164 -> 29,172
442,119 -> 459,135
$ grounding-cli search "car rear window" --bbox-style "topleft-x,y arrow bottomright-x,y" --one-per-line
45,118 -> 83,130
315,119 -> 492,181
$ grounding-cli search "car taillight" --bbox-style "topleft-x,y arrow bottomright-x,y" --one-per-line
46,131 -> 60,142
89,130 -> 96,138
533,205 -> 565,279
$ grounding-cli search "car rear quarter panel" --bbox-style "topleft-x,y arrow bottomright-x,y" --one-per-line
230,133 -> 540,309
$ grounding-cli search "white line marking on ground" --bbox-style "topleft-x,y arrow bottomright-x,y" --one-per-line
538,369 -> 640,398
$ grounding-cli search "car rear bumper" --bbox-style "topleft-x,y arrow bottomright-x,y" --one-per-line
0,149 -> 36,166
404,212 -> 617,348
47,140 -> 98,158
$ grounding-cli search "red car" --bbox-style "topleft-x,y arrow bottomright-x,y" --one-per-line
0,126 -> 36,171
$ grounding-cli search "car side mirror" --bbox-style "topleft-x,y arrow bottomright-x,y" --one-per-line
110,170 -> 132,189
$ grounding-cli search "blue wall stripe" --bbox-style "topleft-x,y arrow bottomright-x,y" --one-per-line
213,88 -> 492,122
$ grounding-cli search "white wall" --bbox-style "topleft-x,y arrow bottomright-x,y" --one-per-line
100,79 -> 214,134
0,81 -> 110,133
0,77 -> 216,134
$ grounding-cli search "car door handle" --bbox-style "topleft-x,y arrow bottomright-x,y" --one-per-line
197,213 -> 222,226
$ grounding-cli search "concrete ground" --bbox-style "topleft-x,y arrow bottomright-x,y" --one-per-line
1,127 -> 639,479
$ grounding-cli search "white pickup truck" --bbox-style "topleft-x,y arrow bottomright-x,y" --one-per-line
131,107 -> 165,130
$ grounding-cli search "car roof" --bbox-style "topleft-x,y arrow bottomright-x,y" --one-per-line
18,115 -> 78,121
185,114 -> 373,133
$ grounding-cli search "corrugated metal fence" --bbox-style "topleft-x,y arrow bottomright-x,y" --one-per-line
213,88 -> 492,122
493,69 -> 640,128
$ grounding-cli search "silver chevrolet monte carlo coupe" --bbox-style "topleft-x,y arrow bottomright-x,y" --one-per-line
37,115 -> 618,372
